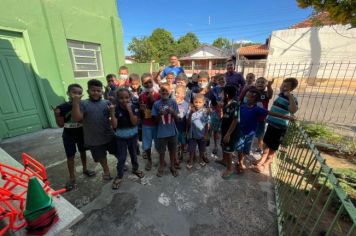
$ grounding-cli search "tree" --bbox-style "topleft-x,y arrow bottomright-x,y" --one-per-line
212,37 -> 232,50
127,36 -> 153,63
176,32 -> 200,57
148,28 -> 175,64
297,0 -> 355,27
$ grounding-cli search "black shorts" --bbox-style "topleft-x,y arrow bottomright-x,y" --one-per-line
88,137 -> 116,162
155,136 -> 177,154
62,128 -> 86,158
263,125 -> 286,151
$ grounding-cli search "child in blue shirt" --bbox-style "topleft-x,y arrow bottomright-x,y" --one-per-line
104,74 -> 118,103
109,88 -> 144,189
175,85 -> 189,162
187,94 -> 210,169
152,83 -> 180,177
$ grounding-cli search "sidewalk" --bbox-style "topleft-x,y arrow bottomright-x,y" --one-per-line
1,129 -> 277,236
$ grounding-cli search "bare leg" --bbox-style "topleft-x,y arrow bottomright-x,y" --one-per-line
67,157 -> 75,181
79,151 -> 88,172
169,151 -> 178,177
254,144 -> 269,166
99,157 -> 110,176
258,137 -> 264,151
222,152 -> 233,177
238,152 -> 246,169
145,149 -> 152,171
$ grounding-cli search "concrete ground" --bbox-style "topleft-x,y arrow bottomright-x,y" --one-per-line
0,129 -> 277,236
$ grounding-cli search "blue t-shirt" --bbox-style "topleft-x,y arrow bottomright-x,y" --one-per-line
161,66 -> 184,79
151,99 -> 179,138
176,101 -> 189,132
188,108 -> 210,139
240,103 -> 268,135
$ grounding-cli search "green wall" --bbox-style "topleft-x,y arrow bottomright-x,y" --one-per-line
124,63 -> 160,78
0,0 -> 125,128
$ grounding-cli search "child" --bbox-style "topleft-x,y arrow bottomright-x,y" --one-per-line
104,74 -> 117,103
175,85 -> 189,161
71,79 -> 115,181
210,73 -> 225,155
54,84 -> 95,191
176,73 -> 192,103
191,71 -> 212,108
109,88 -> 144,189
186,94 -> 210,169
187,73 -> 199,91
139,73 -> 160,171
118,66 -> 130,87
254,77 -> 274,154
238,73 -> 256,102
215,86 -> 240,179
166,72 -> 176,97
253,78 -> 298,173
152,83 -> 180,177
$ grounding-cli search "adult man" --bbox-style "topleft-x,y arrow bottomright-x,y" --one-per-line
159,55 -> 185,82
225,60 -> 245,96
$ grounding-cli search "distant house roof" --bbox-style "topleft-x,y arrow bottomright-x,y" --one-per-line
238,44 -> 269,56
179,44 -> 230,60
125,56 -> 136,61
289,12 -> 335,29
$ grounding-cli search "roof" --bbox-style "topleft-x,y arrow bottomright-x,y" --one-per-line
289,12 -> 335,29
179,44 -> 230,60
238,44 -> 269,56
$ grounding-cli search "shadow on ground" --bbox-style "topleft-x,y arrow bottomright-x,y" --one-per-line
0,129 -> 277,236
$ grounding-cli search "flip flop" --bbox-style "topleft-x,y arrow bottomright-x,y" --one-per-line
221,171 -> 235,180
170,167 -> 179,177
102,173 -> 113,181
132,170 -> 145,178
145,161 -> 152,171
112,177 -> 122,190
65,180 -> 76,191
156,168 -> 164,177
212,148 -> 218,155
186,163 -> 193,170
83,170 -> 96,177
199,161 -> 206,167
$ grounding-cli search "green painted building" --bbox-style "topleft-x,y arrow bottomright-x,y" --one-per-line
0,0 -> 125,140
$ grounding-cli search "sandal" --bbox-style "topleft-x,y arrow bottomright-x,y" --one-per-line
221,171 -> 235,180
156,168 -> 164,177
199,161 -> 206,167
102,173 -> 113,181
83,170 -> 96,177
65,179 -> 76,191
186,163 -> 193,170
145,161 -> 152,171
215,159 -> 227,167
170,167 -> 179,177
212,148 -> 218,155
112,177 -> 122,190
132,170 -> 145,178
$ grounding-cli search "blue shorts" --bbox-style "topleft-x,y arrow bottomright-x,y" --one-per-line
255,121 -> 266,138
235,132 -> 255,155
142,125 -> 157,151
178,131 -> 187,145
210,112 -> 221,132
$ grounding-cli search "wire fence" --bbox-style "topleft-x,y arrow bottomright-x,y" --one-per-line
238,61 -> 356,139
272,122 -> 356,236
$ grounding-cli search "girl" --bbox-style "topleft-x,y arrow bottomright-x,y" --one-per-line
109,88 -> 144,189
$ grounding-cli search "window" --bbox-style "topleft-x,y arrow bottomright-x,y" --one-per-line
67,40 -> 104,78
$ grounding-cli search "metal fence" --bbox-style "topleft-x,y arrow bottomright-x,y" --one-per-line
239,61 -> 356,138
272,122 -> 356,235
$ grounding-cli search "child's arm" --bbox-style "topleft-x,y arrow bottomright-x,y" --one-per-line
71,95 -> 84,122
268,111 -> 296,121
223,119 -> 238,143
284,91 -> 298,114
267,79 -> 274,99
109,104 -> 117,128
127,104 -> 138,126
53,107 -> 64,128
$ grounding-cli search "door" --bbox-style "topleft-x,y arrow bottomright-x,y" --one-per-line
0,30 -> 48,139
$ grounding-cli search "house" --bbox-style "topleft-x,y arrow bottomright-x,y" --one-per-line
179,44 -> 230,76
0,0 -> 124,139
125,56 -> 136,64
236,43 -> 269,77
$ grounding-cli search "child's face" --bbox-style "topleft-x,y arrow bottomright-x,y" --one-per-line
226,62 -> 235,73
256,78 -> 267,90
246,74 -> 256,86
118,90 -> 130,106
198,77 -> 209,88
143,77 -> 153,89
166,74 -> 174,84
193,98 -> 205,109
160,86 -> 170,100
88,86 -> 103,100
68,87 -> 83,101
176,79 -> 186,86
217,77 -> 226,87
175,88 -> 186,102
107,77 -> 116,87
280,82 -> 292,93
131,80 -> 140,90
246,91 -> 257,104
119,69 -> 128,79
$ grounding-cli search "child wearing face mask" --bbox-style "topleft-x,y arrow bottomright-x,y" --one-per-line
109,88 -> 144,189
118,66 -> 130,87
175,85 -> 189,162
190,71 -> 212,107
176,73 -> 192,103
104,74 -> 118,103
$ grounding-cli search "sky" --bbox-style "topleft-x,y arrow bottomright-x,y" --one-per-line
117,0 -> 313,55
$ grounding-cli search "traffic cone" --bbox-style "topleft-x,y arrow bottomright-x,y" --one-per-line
24,177 -> 52,219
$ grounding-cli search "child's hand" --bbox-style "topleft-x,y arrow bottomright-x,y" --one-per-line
268,78 -> 275,87
126,102 -> 132,111
223,134 -> 230,144
283,91 -> 291,97
72,94 -> 83,103
189,105 -> 196,113
108,104 -> 116,114
167,107 -> 175,114
53,107 -> 61,116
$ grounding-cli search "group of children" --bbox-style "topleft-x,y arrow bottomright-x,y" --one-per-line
54,61 -> 299,190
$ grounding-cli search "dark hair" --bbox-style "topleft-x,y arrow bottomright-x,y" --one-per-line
256,76 -> 267,82
160,82 -> 170,90
129,73 -> 140,82
194,93 -> 205,101
215,73 -> 225,80
198,71 -> 210,80
176,73 -> 188,81
247,86 -> 261,101
87,79 -> 103,89
169,54 -> 178,59
116,87 -> 130,97
246,73 -> 256,79
283,77 -> 299,90
141,73 -> 152,82
166,71 -> 175,76
223,86 -> 236,100
191,73 -> 199,81
106,74 -> 116,81
67,83 -> 82,92
119,66 -> 128,71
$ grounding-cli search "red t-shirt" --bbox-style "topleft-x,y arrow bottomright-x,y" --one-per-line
139,91 -> 160,126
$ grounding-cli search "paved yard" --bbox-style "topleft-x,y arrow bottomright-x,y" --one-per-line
1,129 -> 277,236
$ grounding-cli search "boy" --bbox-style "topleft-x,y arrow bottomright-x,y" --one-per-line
187,73 -> 199,91
104,74 -> 117,103
191,71 -> 212,108
54,84 -> 95,191
176,73 -> 192,103
139,73 -> 160,171
152,83 -> 180,177
236,87 -> 294,173
253,78 -> 298,173
186,94 -> 210,169
175,85 -> 189,161
238,73 -> 256,102
72,79 -> 115,180
118,66 -> 130,87
166,72 -> 176,97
